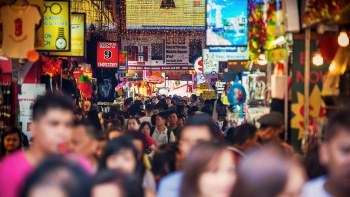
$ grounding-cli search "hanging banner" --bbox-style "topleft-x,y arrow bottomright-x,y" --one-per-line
97,42 -> 119,68
49,13 -> 85,57
36,0 -> 70,51
203,49 -> 219,74
208,47 -> 249,61
165,37 -> 189,65
18,84 -> 46,141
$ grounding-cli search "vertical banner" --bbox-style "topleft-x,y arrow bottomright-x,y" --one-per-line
36,0 -> 70,51
291,40 -> 328,152
165,37 -> 189,65
49,13 -> 86,57
118,50 -> 128,72
97,42 -> 119,68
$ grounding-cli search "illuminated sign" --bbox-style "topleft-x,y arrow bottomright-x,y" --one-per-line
97,42 -> 119,68
126,0 -> 205,30
49,13 -> 85,57
36,1 -> 70,51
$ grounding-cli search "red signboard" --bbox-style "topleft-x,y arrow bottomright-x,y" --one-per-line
97,42 -> 119,68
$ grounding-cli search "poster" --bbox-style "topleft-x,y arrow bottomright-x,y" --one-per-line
203,49 -> 219,74
165,37 -> 189,65
248,73 -> 266,101
18,84 -> 46,141
205,73 -> 218,89
206,0 -> 248,46
97,42 -> 119,68
126,0 -> 205,29
36,0 -> 70,51
208,47 -> 249,61
49,13 -> 85,57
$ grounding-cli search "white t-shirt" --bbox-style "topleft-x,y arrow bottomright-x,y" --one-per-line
302,176 -> 334,197
0,5 -> 41,58
151,127 -> 175,145
140,116 -> 152,124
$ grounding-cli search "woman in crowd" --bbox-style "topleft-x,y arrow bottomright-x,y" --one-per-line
20,155 -> 91,197
0,127 -> 22,160
177,115 -> 186,127
126,117 -> 141,131
180,142 -> 237,197
139,122 -> 158,151
231,145 -> 306,197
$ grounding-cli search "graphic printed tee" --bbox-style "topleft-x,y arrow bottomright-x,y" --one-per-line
0,5 -> 41,58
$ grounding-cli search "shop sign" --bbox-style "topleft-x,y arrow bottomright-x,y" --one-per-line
203,49 -> 219,74
199,82 -> 208,89
267,48 -> 287,62
208,47 -> 249,61
165,37 -> 189,65
193,57 -> 203,73
118,50 -> 128,72
144,73 -> 165,84
216,81 -> 226,94
49,13 -> 85,57
205,73 -> 218,90
97,42 -> 119,68
36,1 -> 70,51
128,65 -> 193,70
203,90 -> 216,99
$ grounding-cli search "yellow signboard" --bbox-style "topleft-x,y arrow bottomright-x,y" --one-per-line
50,13 -> 85,57
267,48 -> 287,62
203,90 -> 216,99
36,1 -> 70,51
199,82 -> 208,90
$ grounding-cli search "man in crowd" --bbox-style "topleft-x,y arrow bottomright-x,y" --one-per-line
302,109 -> 350,197
69,122 -> 99,173
167,111 -> 182,139
158,114 -> 221,197
151,112 -> 175,145
232,123 -> 258,152
140,104 -> 153,124
166,97 -> 177,112
189,94 -> 198,107
0,93 -> 90,197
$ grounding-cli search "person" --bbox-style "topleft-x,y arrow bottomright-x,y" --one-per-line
231,145 -> 306,197
189,94 -> 198,107
0,93 -> 86,197
69,121 -> 99,173
124,104 -> 140,127
107,119 -> 122,129
139,122 -> 157,152
256,112 -> 293,154
177,115 -> 186,127
140,104 -> 153,124
107,127 -> 124,140
117,115 -> 125,129
92,169 -> 144,197
0,127 -> 22,160
74,107 -> 85,122
20,155 -> 91,197
166,97 -> 177,112
96,134 -> 108,159
302,109 -> 350,197
167,111 -> 182,139
126,117 -> 141,131
224,127 -> 236,145
180,142 -> 237,197
151,112 -> 175,145
232,123 -> 259,152
123,97 -> 133,112
303,145 -> 327,180
152,143 -> 181,186
158,114 -> 221,197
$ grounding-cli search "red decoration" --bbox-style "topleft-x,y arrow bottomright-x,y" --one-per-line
319,34 -> 339,63
78,82 -> 93,98
41,56 -> 62,75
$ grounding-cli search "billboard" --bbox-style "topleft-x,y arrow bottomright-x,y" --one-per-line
126,0 -> 205,30
206,0 -> 248,46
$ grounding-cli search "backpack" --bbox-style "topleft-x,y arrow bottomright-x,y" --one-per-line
150,127 -> 172,143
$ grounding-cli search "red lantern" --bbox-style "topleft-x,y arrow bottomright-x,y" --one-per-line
78,82 -> 93,98
319,34 -> 339,63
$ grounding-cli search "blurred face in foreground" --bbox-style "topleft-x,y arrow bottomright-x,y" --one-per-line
179,126 -> 212,157
106,149 -> 136,174
92,184 -> 122,197
277,163 -> 306,197
199,150 -> 236,197
31,109 -> 73,154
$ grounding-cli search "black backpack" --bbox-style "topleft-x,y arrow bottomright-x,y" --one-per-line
150,127 -> 172,143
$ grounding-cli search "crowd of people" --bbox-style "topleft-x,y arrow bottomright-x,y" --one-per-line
0,93 -> 349,197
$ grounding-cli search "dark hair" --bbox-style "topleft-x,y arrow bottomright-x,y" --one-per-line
231,145 -> 296,197
20,155 -> 91,197
152,142 -> 180,180
117,115 -> 125,127
167,111 -> 178,118
106,127 -> 124,140
109,119 -> 122,127
92,170 -> 144,197
87,109 -> 102,132
303,145 -> 327,179
157,112 -> 168,121
180,142 -> 229,197
128,104 -> 140,117
224,127 -> 236,145
33,93 -> 73,121
145,104 -> 154,112
139,122 -> 152,133
233,123 -> 257,145
151,114 -> 157,126
124,97 -> 133,107
126,117 -> 141,130
191,94 -> 197,101
179,114 -> 220,142
73,121 -> 98,139
325,109 -> 350,141
0,127 -> 22,158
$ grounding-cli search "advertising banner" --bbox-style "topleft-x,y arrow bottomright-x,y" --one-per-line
18,84 -> 46,141
203,49 -> 219,74
128,65 -> 193,70
165,37 -> 189,65
208,47 -> 249,61
206,0 -> 248,46
36,0 -> 70,51
97,42 -> 119,68
49,13 -> 85,57
118,50 -> 128,72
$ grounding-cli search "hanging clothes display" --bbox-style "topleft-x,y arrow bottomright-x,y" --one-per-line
0,5 -> 41,58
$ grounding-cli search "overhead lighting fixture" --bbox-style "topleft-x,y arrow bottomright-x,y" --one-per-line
338,31 -> 349,47
312,52 -> 323,66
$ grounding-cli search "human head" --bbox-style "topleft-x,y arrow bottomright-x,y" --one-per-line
152,142 -> 181,179
139,122 -> 152,136
73,108 -> 84,122
155,112 -> 168,127
319,109 -> 350,194
167,111 -> 178,126
106,127 -> 124,141
152,107 -> 160,115
178,114 -> 221,157
177,115 -> 186,127
180,142 -> 236,197
117,116 -> 125,128
124,98 -> 133,108
92,170 -> 143,197
0,127 -> 22,158
31,93 -> 74,154
231,145 -> 306,197
128,104 -> 140,117
100,136 -> 138,175
69,122 -> 98,158
166,97 -> 172,105
124,131 -> 146,160
107,119 -> 121,129
151,114 -> 157,126
145,104 -> 153,114
126,117 -> 140,131
190,94 -> 197,103
96,134 -> 108,159
257,112 -> 284,142
21,155 -> 91,197
233,123 -> 258,152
